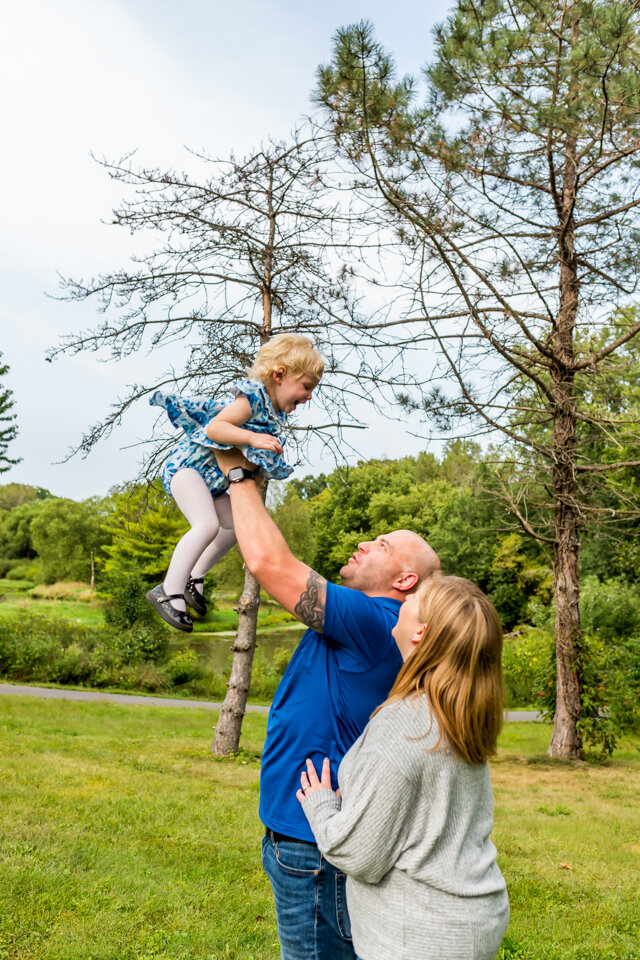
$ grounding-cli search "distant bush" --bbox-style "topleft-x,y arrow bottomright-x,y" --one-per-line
502,622 -> 640,755
112,621 -> 170,665
0,577 -> 34,592
30,582 -> 96,602
579,576 -> 640,641
0,611 -> 291,701
248,646 -> 292,700
102,570 -> 157,631
5,561 -> 40,581
502,626 -> 553,709
0,613 -> 168,690
166,649 -> 203,686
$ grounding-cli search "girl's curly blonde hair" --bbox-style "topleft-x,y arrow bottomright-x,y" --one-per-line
249,334 -> 324,384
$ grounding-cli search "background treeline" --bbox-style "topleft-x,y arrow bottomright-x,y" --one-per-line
1,442 -> 638,752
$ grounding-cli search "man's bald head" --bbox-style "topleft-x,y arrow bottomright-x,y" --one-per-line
339,529 -> 440,599
395,529 -> 441,585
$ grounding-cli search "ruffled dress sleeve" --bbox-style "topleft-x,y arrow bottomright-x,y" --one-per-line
149,390 -> 223,438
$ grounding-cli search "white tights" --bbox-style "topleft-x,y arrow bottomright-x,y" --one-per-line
163,468 -> 237,612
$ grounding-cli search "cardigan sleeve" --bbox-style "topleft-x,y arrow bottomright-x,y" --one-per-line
301,752 -> 415,884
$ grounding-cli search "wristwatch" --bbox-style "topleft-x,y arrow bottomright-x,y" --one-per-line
228,466 -> 257,484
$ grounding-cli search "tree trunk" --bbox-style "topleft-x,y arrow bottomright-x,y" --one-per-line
549,405 -> 583,759
548,59 -> 583,758
90,550 -> 95,589
212,167 -> 276,756
211,476 -> 268,756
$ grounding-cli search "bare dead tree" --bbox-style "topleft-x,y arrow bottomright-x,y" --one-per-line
317,4 -> 640,758
51,133 -> 374,754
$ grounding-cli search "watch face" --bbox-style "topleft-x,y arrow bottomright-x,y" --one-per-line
228,467 -> 254,482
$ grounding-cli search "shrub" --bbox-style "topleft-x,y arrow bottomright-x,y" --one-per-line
0,613 -> 169,690
112,621 -> 170,665
30,582 -> 95,602
0,611 -> 295,704
166,649 -> 203,686
103,570 -> 157,630
248,646 -> 291,700
530,632 -> 640,756
126,661 -> 171,693
5,561 -> 40,581
502,626 -> 553,708
579,576 -> 640,641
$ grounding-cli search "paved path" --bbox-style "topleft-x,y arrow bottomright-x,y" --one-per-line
0,683 -> 269,713
0,684 -> 541,721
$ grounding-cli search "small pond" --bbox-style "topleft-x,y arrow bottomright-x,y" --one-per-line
186,625 -> 307,673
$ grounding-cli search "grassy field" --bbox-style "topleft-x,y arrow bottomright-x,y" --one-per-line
0,698 -> 638,960
0,580 -> 105,627
0,579 -> 295,635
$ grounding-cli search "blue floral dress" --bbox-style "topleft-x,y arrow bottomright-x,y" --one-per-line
150,378 -> 293,498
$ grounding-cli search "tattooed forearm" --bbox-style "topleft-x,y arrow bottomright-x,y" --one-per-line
294,570 -> 327,632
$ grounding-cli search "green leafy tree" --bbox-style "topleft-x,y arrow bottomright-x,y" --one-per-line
295,444 -> 550,628
0,500 -> 47,561
30,498 -> 110,585
273,487 -> 316,567
0,484 -> 51,511
317,4 -> 640,758
0,353 -> 19,474
101,482 -> 187,583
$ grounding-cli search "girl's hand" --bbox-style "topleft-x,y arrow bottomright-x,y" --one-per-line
250,433 -> 284,455
296,757 -> 336,804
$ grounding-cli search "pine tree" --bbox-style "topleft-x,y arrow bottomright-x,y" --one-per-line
0,352 -> 19,474
317,4 -> 640,758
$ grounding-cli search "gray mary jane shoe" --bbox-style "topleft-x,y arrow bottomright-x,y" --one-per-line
145,584 -> 193,632
184,576 -> 207,617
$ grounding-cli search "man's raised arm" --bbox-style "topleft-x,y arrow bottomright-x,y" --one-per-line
217,450 -> 327,632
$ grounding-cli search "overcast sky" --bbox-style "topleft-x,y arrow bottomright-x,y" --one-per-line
1,0 -> 451,500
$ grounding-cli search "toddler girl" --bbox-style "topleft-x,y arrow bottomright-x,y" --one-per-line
146,333 -> 324,631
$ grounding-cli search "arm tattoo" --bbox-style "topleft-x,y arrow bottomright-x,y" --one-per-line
294,570 -> 327,633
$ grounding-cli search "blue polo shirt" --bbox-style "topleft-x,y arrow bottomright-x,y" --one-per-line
259,581 -> 403,841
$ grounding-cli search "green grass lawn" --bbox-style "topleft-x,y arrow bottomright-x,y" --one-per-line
0,579 -> 295,635
0,699 -> 638,960
0,580 -> 105,627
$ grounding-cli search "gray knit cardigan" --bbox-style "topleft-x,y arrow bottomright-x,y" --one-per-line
302,695 -> 509,960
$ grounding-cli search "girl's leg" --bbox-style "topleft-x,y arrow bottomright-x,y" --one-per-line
190,493 -> 237,584
164,469 -> 221,612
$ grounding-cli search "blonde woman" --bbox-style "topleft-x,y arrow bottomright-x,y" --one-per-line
297,576 -> 509,960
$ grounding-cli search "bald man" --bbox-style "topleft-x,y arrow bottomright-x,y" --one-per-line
215,452 -> 440,960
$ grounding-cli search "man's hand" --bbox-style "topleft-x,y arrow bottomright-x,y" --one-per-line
216,447 -> 253,476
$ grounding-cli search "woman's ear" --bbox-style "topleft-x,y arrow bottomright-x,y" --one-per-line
272,365 -> 287,383
409,623 -> 427,646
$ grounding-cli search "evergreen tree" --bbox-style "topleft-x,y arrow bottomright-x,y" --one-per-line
317,3 -> 640,758
0,353 -> 19,474
101,482 -> 188,583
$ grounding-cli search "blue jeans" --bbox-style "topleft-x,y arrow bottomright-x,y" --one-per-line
262,832 -> 356,960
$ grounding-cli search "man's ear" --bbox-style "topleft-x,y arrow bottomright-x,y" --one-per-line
392,572 -> 419,594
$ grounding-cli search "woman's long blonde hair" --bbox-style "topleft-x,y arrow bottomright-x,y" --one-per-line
375,575 -> 504,764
